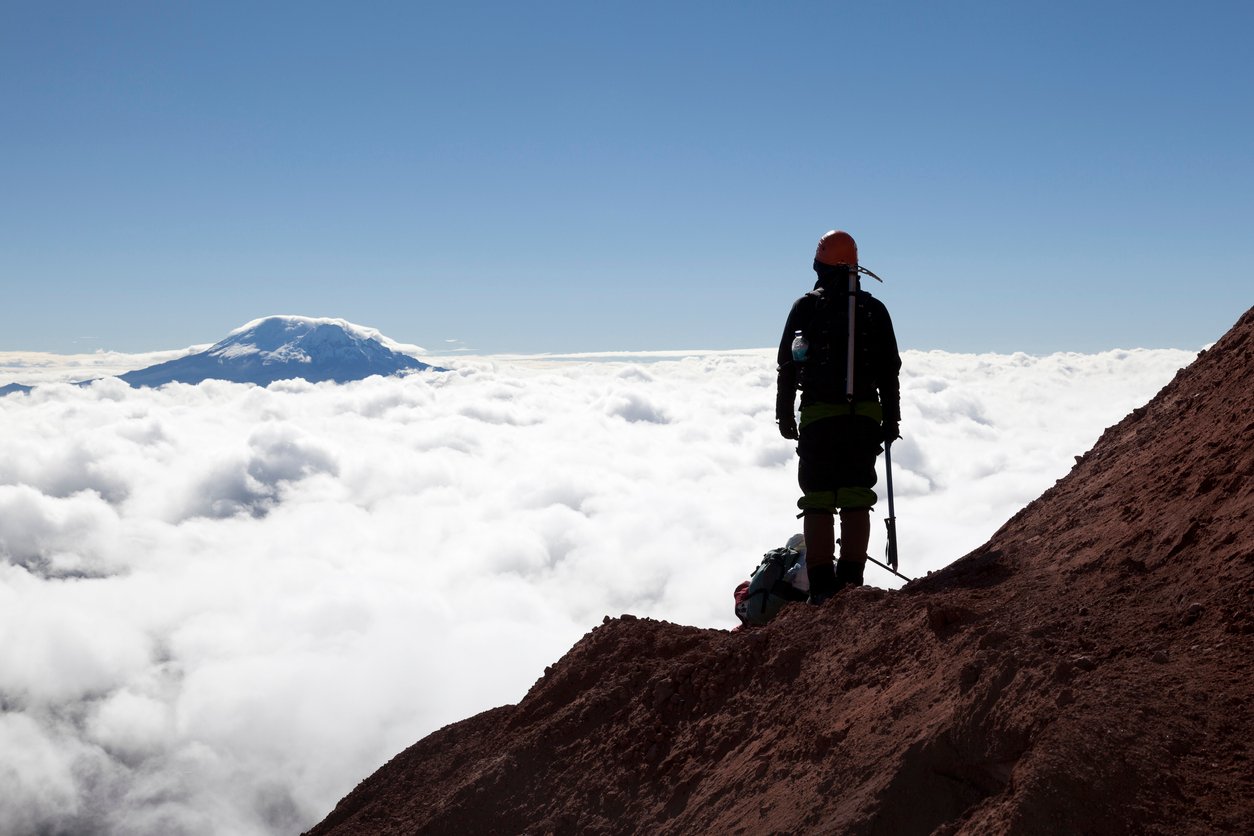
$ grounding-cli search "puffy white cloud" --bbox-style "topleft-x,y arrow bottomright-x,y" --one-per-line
0,347 -> 203,386
0,345 -> 1194,833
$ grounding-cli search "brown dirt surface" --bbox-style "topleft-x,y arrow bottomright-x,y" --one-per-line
306,308 -> 1254,836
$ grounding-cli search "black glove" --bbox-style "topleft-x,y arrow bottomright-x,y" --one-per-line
882,420 -> 900,444
775,366 -> 799,440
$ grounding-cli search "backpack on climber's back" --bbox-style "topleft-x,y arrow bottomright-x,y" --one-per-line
734,544 -> 809,627
794,283 -> 885,405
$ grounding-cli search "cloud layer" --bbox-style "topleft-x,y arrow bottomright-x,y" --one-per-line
0,346 -> 1194,834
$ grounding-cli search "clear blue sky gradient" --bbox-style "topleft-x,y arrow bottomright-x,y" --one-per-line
3,1 -> 1251,354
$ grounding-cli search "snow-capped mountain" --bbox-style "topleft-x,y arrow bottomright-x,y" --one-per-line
117,316 -> 443,387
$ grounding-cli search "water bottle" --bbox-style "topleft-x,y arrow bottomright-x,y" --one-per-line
791,330 -> 808,363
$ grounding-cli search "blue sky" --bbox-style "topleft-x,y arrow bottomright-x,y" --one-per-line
2,1 -> 1250,355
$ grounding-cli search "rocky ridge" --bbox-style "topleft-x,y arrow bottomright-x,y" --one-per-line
307,308 -> 1254,836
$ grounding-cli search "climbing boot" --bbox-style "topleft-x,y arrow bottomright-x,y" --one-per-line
803,511 -> 837,605
835,556 -> 866,588
807,562 -> 838,605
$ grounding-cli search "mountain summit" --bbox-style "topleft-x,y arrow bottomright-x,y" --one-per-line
305,307 -> 1253,836
118,316 -> 441,387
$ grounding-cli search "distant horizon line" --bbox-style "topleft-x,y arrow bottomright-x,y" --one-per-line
0,342 -> 1206,364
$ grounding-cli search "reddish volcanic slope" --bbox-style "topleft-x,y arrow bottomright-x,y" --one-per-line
307,308 -> 1254,836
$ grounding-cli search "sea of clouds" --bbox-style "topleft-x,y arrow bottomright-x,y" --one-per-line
0,345 -> 1195,834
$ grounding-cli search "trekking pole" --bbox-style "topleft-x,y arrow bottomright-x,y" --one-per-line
883,440 -> 904,578
866,553 -> 911,583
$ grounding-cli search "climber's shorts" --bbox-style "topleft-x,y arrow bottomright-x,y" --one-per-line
796,413 -> 882,514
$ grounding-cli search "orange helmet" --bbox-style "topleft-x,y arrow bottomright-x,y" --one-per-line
814,230 -> 858,266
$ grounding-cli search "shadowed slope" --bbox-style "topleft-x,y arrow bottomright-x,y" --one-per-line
307,308 -> 1254,836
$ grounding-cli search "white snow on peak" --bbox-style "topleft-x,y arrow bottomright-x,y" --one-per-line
222,316 -> 424,356
215,343 -> 264,360
113,315 -> 442,387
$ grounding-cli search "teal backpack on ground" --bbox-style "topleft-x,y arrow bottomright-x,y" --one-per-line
735,547 -> 809,626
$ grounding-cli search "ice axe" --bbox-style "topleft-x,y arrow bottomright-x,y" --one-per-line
842,262 -> 908,583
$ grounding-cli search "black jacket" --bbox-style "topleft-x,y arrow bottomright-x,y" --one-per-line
776,273 -> 901,422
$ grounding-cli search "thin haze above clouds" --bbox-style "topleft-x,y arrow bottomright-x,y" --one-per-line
0,346 -> 1194,834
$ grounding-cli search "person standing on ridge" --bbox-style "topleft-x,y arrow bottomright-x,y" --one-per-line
775,230 -> 902,604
